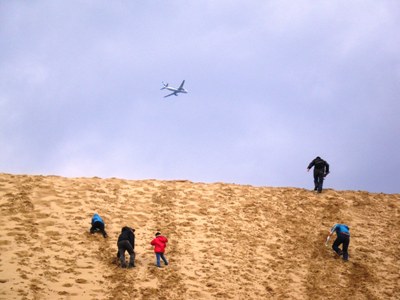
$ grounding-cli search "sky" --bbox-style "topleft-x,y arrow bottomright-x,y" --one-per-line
1,1 -> 399,194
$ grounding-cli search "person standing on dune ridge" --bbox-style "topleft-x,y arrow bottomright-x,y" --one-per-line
307,156 -> 330,193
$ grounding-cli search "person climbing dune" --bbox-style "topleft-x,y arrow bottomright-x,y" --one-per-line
325,223 -> 350,261
150,232 -> 168,268
90,213 -> 108,238
117,226 -> 135,268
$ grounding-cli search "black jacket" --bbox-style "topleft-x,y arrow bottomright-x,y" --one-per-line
308,157 -> 329,174
117,227 -> 135,248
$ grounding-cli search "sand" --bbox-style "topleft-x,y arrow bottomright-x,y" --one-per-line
0,173 -> 399,299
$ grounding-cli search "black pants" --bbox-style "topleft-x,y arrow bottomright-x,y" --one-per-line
90,221 -> 107,238
117,240 -> 135,267
313,170 -> 325,192
332,233 -> 350,260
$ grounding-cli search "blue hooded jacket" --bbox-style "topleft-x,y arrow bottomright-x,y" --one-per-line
92,213 -> 104,225
331,224 -> 350,236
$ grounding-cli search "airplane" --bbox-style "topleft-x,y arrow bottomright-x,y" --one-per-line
160,80 -> 188,98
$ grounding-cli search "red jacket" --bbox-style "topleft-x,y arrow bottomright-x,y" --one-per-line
151,235 -> 168,253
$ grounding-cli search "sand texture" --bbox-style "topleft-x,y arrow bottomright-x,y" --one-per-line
0,173 -> 399,299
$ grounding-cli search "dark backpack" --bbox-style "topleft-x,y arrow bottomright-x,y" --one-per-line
314,159 -> 325,169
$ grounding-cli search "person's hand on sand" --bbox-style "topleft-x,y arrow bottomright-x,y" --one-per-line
325,236 -> 331,246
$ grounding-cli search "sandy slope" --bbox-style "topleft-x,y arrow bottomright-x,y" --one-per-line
0,173 -> 399,300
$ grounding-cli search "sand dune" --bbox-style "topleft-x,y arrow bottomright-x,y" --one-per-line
0,173 -> 399,299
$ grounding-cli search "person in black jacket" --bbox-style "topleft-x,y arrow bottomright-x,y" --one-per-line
307,156 -> 330,193
117,226 -> 135,268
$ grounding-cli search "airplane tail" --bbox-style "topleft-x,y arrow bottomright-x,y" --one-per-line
160,81 -> 168,90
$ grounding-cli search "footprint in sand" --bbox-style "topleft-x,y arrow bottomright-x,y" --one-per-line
0,240 -> 11,247
62,283 -> 73,287
75,278 -> 88,284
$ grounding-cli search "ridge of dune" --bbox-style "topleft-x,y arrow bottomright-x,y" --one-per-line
0,173 -> 399,299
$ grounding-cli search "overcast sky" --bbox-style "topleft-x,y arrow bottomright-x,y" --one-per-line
1,1 -> 399,193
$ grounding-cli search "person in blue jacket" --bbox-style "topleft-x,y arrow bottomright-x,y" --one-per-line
325,223 -> 350,261
90,213 -> 108,238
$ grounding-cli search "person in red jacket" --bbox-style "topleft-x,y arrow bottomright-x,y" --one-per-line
150,232 -> 169,268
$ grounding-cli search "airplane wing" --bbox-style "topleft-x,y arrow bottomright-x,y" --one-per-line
178,80 -> 185,90
164,92 -> 177,98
